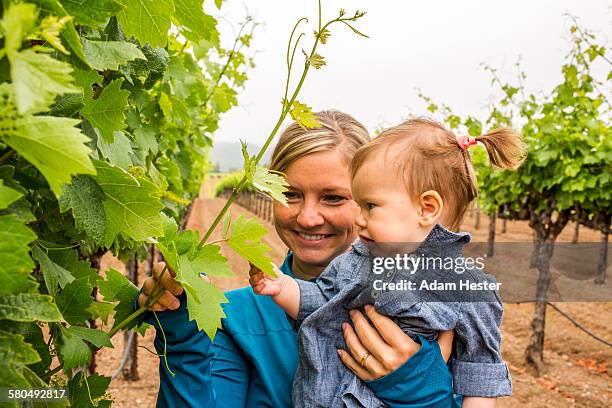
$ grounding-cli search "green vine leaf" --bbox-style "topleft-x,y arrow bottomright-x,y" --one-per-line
2,3 -> 37,54
1,107 -> 96,196
56,279 -> 93,325
289,100 -> 320,129
0,294 -> 63,322
251,167 -> 289,206
24,0 -> 90,65
93,160 -> 165,246
173,0 -> 218,42
117,0 -> 175,48
31,245 -> 75,295
0,181 -> 23,210
59,0 -> 125,28
82,39 -> 146,71
81,78 -> 130,143
68,372 -> 112,408
37,15 -> 72,54
0,215 -> 38,296
86,301 -> 115,325
97,130 -> 135,170
0,330 -> 41,365
59,175 -> 107,244
58,326 -> 89,374
315,28 -> 331,44
10,49 -> 80,115
308,53 -> 326,69
227,215 -> 275,277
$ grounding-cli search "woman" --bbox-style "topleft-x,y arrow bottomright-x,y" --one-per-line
137,111 -> 454,407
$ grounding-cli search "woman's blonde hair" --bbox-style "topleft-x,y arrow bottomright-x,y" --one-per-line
351,118 -> 526,230
269,110 -> 370,173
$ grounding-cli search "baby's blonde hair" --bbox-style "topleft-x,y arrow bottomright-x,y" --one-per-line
350,118 -> 526,230
269,110 -> 370,173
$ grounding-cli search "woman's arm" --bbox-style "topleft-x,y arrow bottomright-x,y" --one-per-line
338,305 -> 458,408
338,305 -> 453,379
137,289 -> 216,407
136,262 -> 251,407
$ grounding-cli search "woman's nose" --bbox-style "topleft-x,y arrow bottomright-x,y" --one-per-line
296,201 -> 325,228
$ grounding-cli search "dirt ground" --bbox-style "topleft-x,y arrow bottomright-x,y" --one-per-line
95,184 -> 611,407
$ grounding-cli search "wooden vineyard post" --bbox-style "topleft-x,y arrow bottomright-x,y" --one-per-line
594,227 -> 608,284
572,222 -> 579,244
123,253 -> 139,381
487,211 -> 496,257
88,253 -> 103,374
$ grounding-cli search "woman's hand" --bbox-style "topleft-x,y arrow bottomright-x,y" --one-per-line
137,262 -> 186,311
337,304 -> 453,381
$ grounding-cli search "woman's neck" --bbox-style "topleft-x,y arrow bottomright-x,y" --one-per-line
291,257 -> 325,281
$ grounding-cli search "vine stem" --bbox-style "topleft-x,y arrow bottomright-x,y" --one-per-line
108,2 -> 362,341
0,150 -> 14,165
202,18 -> 255,108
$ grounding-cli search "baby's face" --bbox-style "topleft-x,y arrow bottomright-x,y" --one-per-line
351,159 -> 429,254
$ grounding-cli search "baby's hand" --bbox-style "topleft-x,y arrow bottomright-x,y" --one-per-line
248,263 -> 284,296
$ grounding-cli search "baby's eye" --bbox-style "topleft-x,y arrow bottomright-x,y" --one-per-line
365,203 -> 376,210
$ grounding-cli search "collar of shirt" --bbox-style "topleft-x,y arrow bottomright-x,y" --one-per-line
350,224 -> 471,258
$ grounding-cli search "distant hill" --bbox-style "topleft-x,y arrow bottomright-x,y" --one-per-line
209,141 -> 273,172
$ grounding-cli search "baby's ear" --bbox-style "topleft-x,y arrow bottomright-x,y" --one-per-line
418,190 -> 444,227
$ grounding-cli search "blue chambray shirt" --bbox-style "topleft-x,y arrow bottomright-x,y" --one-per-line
294,224 -> 512,407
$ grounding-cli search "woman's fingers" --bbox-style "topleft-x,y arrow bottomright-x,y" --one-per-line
342,322 -> 385,375
248,271 -> 263,285
139,276 -> 180,311
248,263 -> 262,277
349,309 -> 392,362
152,262 -> 183,295
155,290 -> 180,310
363,305 -> 412,349
437,330 -> 454,362
337,349 -> 374,381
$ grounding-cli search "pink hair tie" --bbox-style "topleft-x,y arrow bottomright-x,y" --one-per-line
456,135 -> 477,150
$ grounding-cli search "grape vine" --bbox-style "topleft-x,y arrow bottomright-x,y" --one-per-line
0,0 -> 366,405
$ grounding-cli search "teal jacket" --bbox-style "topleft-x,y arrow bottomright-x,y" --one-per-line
138,253 -> 460,407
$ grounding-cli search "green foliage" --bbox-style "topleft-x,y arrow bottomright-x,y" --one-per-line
227,215 -> 275,276
420,22 -> 611,237
289,100 -> 320,129
214,171 -> 254,196
0,0 -> 367,401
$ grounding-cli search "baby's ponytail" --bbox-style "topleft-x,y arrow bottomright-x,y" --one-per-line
475,128 -> 526,170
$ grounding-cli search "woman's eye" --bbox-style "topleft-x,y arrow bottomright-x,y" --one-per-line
283,191 -> 301,200
324,195 -> 345,204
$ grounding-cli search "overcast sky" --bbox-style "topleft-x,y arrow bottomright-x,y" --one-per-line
209,0 -> 611,146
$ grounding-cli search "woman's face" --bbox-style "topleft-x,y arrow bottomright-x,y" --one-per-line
273,149 -> 360,271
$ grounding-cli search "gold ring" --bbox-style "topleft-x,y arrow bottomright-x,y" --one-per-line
359,351 -> 371,367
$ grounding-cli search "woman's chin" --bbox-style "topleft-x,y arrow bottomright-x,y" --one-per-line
292,237 -> 350,266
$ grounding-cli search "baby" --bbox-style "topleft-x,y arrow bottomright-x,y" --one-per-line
251,118 -> 524,407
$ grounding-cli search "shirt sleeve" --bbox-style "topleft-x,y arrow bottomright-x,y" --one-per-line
295,255 -> 344,325
452,292 -> 512,397
210,327 -> 250,407
135,289 -> 216,408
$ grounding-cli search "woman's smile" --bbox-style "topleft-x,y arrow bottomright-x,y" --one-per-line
294,230 -> 335,242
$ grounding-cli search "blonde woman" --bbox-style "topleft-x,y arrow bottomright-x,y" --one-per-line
137,111 -> 454,407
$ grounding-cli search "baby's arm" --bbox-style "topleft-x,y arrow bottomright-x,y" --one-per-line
452,296 -> 511,401
249,264 -> 300,320
462,397 -> 496,407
